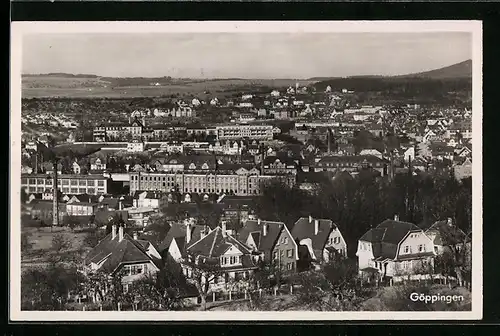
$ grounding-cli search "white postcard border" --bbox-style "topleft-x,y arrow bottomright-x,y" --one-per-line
10,20 -> 483,321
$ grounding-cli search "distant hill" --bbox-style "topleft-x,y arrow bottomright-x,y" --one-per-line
308,60 -> 472,81
397,60 -> 472,79
23,73 -> 99,79
311,60 -> 472,106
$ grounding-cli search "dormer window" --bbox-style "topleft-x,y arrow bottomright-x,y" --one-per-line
189,163 -> 196,169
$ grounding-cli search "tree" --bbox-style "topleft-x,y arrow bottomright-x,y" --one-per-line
251,260 -> 284,289
83,228 -> 106,248
290,255 -> 361,311
21,263 -> 83,310
52,233 -> 71,254
63,215 -> 80,232
433,222 -> 472,287
21,188 -> 29,204
183,259 -> 223,311
21,232 -> 33,253
129,256 -> 191,310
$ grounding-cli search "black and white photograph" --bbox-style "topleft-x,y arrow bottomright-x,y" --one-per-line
10,21 -> 482,320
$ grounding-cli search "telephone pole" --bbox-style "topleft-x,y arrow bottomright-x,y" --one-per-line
52,159 -> 59,227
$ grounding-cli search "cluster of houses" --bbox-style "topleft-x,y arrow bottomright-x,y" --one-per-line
20,85 -> 473,305
82,210 -> 469,301
21,112 -> 79,130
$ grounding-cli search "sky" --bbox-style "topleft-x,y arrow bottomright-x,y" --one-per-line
22,32 -> 472,79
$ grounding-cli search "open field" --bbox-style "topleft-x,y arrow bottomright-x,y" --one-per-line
21,227 -> 92,267
21,76 -> 316,98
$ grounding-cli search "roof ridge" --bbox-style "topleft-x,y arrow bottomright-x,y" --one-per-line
208,227 -> 219,257
381,228 -> 387,241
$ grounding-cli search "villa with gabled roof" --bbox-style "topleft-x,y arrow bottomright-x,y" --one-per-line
356,215 -> 436,283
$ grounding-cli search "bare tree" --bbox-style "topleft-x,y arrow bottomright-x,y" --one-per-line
291,255 -> 361,311
183,260 -> 223,311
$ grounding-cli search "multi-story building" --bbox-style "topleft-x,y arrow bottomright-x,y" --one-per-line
129,166 -> 295,197
21,174 -> 109,195
216,124 -> 274,141
262,156 -> 298,176
312,155 -> 388,176
93,117 -> 144,142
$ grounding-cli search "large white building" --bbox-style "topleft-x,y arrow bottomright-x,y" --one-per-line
129,167 -> 295,196
21,174 -> 109,195
215,124 -> 274,141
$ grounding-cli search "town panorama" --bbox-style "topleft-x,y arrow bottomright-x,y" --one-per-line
20,60 -> 473,312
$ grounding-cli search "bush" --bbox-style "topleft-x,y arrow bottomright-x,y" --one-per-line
52,233 -> 71,253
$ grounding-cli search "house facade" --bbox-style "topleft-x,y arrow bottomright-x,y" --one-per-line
66,202 -> 98,216
292,216 -> 347,269
181,225 -> 261,292
356,216 -> 436,283
238,219 -> 298,272
84,224 -> 162,292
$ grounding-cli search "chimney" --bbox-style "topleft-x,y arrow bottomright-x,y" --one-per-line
221,221 -> 227,237
118,225 -> 124,242
394,214 -> 399,221
133,232 -> 138,240
263,223 -> 268,237
314,219 -> 319,235
111,224 -> 117,239
186,221 -> 192,244
447,217 -> 453,226
257,218 -> 261,225
309,215 -> 313,223
118,200 -> 123,211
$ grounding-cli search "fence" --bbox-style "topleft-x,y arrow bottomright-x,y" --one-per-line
205,285 -> 296,304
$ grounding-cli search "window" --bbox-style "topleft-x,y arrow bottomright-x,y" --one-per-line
334,237 -> 340,244
130,265 -> 144,275
284,237 -> 289,244
97,180 -> 105,187
70,188 -> 78,194
71,180 -> 78,186
418,244 -> 425,252
273,251 -> 278,260
404,246 -> 410,254
287,262 -> 293,271
280,250 -> 285,258
287,249 -> 293,258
